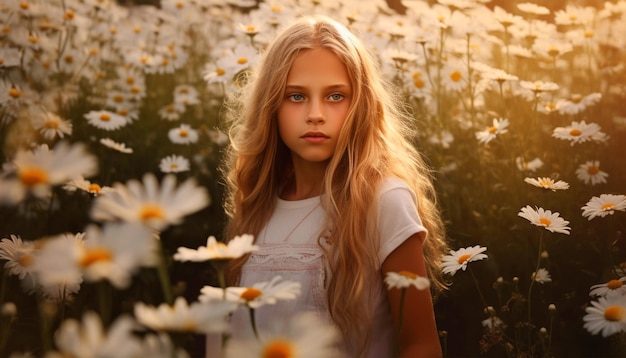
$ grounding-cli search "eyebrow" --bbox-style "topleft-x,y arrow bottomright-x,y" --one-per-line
284,84 -> 351,91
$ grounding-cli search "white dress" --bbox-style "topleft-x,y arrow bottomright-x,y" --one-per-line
228,178 -> 427,357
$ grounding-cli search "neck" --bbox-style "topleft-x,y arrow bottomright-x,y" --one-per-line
281,160 -> 328,201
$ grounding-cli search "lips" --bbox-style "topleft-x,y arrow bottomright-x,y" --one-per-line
301,131 -> 329,143
301,131 -> 329,139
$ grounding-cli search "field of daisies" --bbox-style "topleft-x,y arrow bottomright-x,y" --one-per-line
1,0 -> 625,357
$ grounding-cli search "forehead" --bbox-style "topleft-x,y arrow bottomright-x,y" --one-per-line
285,48 -> 351,88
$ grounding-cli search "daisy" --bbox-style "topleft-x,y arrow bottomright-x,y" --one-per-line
575,160 -> 608,186
581,194 -> 626,220
79,223 -> 158,289
30,112 -> 73,140
173,234 -> 258,262
590,277 -> 626,298
208,129 -> 229,146
100,138 -> 134,154
583,295 -> 626,337
441,245 -> 488,276
224,312 -> 341,358
552,120 -> 608,146
7,142 -> 98,201
84,110 -> 128,131
532,268 -> 552,284
134,296 -> 234,334
203,60 -> 234,87
518,205 -> 571,235
90,173 -> 210,231
159,155 -> 190,173
158,103 -> 186,121
556,92 -> 602,115
482,316 -> 505,330
428,131 -> 454,149
476,118 -> 509,144
221,43 -> 259,74
199,276 -> 301,309
0,235 -> 37,289
173,84 -> 200,107
168,124 -> 199,145
32,233 -> 84,301
516,157 -> 544,172
384,271 -> 431,290
519,80 -> 559,97
441,60 -> 468,92
51,312 -> 143,358
517,2 -> 550,16
524,177 -> 570,191
532,37 -> 573,59
63,177 -> 115,196
0,47 -> 21,68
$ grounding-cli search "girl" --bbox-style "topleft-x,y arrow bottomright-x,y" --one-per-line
221,15 -> 448,358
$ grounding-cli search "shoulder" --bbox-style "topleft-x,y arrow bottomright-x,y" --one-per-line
378,177 -> 417,204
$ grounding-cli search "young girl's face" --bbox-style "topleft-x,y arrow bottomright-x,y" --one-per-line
277,47 -> 352,167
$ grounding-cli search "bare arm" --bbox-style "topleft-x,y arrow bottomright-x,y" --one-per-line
382,233 -> 442,358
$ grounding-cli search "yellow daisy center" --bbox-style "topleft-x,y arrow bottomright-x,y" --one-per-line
99,113 -> 111,122
139,204 -> 165,221
539,179 -> 552,188
398,270 -> 417,279
113,95 -> 124,103
413,78 -> 425,89
81,248 -> 113,267
571,94 -> 582,103
9,88 -> 21,98
20,2 -> 29,10
587,166 -> 599,175
246,25 -> 256,32
176,2 -> 184,9
584,30 -> 594,38
607,280 -> 623,290
20,167 -> 48,187
488,126 -> 497,134
126,77 -> 135,85
130,86 -> 141,94
539,217 -> 551,226
64,10 -> 75,20
240,288 -> 263,302
216,68 -> 226,76
601,203 -> 615,211
44,119 -> 60,129
457,254 -> 471,264
179,130 -> 189,137
18,254 -> 34,267
604,306 -> 624,322
450,71 -> 462,82
263,340 -> 294,358
88,183 -> 102,193
64,55 -> 74,64
569,129 -> 582,136
237,57 -> 248,65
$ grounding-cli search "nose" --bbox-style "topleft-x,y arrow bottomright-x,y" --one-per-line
306,99 -> 325,125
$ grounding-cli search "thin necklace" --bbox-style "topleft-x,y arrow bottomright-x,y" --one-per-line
262,203 -> 321,243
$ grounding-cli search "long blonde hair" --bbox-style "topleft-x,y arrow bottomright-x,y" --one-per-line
222,15 -> 448,355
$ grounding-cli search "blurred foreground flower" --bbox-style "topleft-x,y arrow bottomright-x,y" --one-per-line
518,206 -> 571,235
0,142 -> 97,204
173,234 -> 258,262
90,173 -> 209,231
199,276 -> 301,309
581,194 -> 626,220
384,271 -> 431,290
575,160 -> 609,186
583,296 -> 626,337
442,245 -> 488,276
134,296 -> 234,334
532,268 -> 552,284
0,235 -> 37,290
224,312 -> 342,358
46,312 -> 142,358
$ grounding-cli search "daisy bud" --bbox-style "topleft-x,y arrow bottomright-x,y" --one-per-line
513,277 -> 519,283
548,304 -> 556,312
541,250 -> 549,259
485,306 -> 496,315
1,302 -> 17,317
539,327 -> 548,337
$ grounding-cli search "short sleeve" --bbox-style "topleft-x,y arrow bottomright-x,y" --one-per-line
377,178 -> 427,264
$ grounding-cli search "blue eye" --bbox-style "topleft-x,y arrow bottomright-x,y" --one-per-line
288,94 -> 304,102
328,93 -> 344,101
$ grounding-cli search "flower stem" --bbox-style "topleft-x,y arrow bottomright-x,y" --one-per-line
468,266 -> 488,309
397,288 -> 407,334
248,307 -> 260,341
528,230 -> 544,351
157,250 -> 174,305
